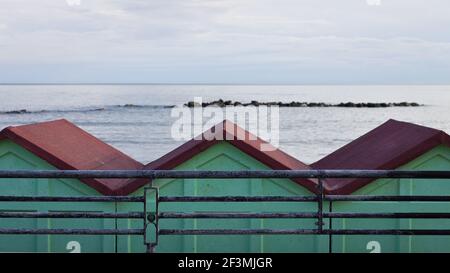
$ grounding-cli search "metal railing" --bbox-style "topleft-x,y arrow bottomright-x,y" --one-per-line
1,169 -> 450,253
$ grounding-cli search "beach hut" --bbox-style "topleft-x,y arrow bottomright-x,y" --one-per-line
312,119 -> 450,253
0,119 -> 145,253
115,120 -> 324,253
2,118 -> 449,253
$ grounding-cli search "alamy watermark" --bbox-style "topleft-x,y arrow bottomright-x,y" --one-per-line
366,0 -> 381,6
170,97 -> 280,151
66,0 -> 81,6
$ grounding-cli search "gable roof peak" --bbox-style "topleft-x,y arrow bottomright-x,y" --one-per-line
312,119 -> 450,194
120,119 -> 317,195
0,119 -> 146,195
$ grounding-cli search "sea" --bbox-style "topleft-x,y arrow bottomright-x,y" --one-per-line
1,85 -> 449,164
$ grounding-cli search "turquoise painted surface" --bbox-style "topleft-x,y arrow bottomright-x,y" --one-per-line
332,145 -> 450,253
119,143 -> 450,253
117,142 -> 327,253
1,138 -> 449,253
0,140 -> 115,253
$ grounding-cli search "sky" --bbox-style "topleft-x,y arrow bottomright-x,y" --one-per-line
0,0 -> 450,84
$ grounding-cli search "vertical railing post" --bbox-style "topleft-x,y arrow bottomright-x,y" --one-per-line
328,200 -> 333,253
317,178 -> 324,233
144,185 -> 159,253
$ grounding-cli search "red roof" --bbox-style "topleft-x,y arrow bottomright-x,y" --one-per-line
0,119 -> 146,195
119,120 -> 317,195
311,119 -> 450,194
2,118 -> 449,196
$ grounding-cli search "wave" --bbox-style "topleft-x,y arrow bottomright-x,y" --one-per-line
0,108 -> 106,115
0,104 -> 176,115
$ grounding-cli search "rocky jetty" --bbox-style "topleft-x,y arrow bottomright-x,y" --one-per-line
184,99 -> 422,108
5,109 -> 28,114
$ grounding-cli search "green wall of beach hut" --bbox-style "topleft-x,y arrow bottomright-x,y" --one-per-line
118,144 -> 450,253
0,140 -> 116,253
331,145 -> 450,253
3,139 -> 450,253
1,118 -> 450,253
117,141 -> 329,253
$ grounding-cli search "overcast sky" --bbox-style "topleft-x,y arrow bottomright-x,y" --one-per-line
1,0 -> 450,84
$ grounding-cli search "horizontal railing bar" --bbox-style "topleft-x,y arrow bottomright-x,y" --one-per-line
0,212 -> 145,219
159,212 -> 450,219
325,195 -> 450,202
3,211 -> 449,220
329,229 -> 450,235
159,229 -> 320,235
159,196 -> 318,202
327,212 -> 450,219
1,211 -> 448,220
3,195 -> 449,203
0,228 -> 144,235
0,196 -> 145,202
159,212 -> 318,218
159,195 -> 450,202
0,170 -> 450,179
159,229 -> 450,235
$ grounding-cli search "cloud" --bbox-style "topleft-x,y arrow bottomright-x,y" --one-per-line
0,0 -> 450,83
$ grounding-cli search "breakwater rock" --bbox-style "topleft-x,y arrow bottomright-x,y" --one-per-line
184,99 -> 422,108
